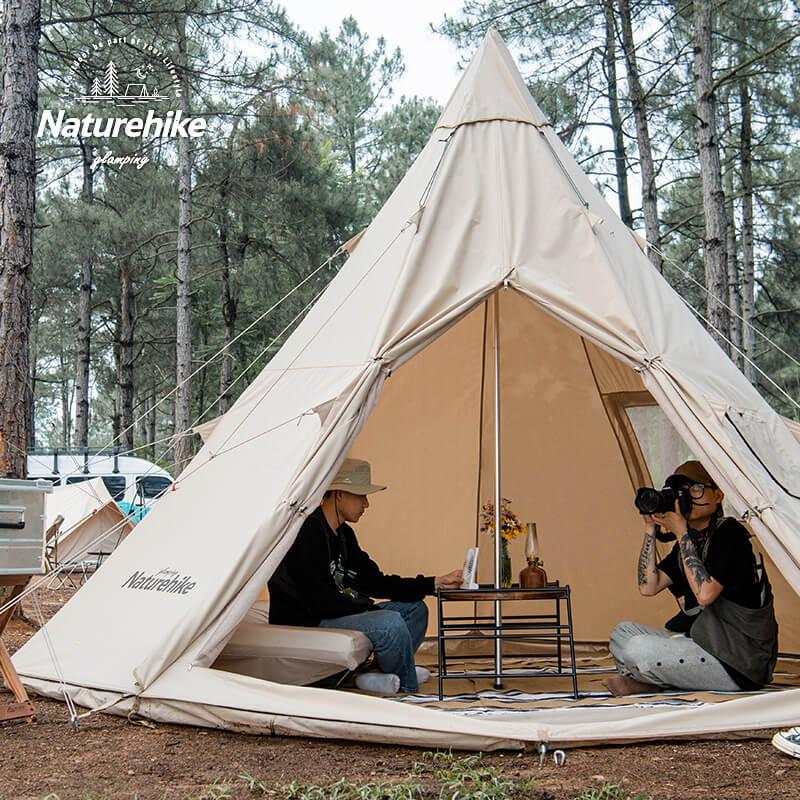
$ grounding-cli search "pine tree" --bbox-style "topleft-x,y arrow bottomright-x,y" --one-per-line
103,60 -> 119,96
0,0 -> 40,477
91,76 -> 101,96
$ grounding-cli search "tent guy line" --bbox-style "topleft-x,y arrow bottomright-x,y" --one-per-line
654,241 -> 800,379
0,278 -> 367,623
205,222 -> 414,464
187,282 -> 334,460
33,243 -> 350,492
676,290 -> 800,414
31,591 -> 80,727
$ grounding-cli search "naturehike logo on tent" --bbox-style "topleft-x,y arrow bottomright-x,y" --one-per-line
37,34 -> 208,170
122,568 -> 197,595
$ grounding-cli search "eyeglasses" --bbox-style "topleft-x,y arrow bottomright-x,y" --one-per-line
688,483 -> 714,498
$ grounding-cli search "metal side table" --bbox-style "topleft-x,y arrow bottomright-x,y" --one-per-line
436,582 -> 578,700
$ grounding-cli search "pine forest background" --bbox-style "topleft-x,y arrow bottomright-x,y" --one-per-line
3,0 -> 800,478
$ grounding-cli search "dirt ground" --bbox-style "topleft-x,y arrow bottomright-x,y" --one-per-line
2,590 -> 799,800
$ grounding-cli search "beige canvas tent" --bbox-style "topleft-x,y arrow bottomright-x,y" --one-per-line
48,477 -> 134,565
14,30 -> 800,749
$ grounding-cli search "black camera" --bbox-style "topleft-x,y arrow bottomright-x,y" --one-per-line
634,485 -> 693,517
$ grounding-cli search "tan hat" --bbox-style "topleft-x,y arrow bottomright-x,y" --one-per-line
328,458 -> 387,496
672,460 -> 718,488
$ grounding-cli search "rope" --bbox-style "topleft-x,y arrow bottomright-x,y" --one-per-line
199,222 -> 412,470
0,217 -> 409,619
31,591 -> 80,729
652,242 -> 800,373
0,265 -> 341,619
23,246 -> 348,493
4,152 -> 435,706
188,282 -> 331,444
529,101 -> 798,385
675,293 -> 800,413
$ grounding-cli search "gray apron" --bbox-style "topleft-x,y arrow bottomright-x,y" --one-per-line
688,530 -> 778,687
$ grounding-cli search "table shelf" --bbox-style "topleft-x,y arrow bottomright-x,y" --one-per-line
435,583 -> 578,700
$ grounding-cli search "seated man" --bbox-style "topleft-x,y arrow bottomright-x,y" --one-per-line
268,458 -> 462,695
608,460 -> 778,696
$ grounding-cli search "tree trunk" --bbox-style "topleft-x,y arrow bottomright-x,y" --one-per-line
0,0 -> 40,477
74,139 -> 94,447
603,0 -> 632,228
219,274 -> 236,415
111,336 -> 121,443
137,392 -> 149,453
59,339 -> 71,449
216,155 -> 235,417
118,261 -> 135,453
739,76 -> 756,382
617,0 -> 661,270
28,355 -> 37,449
693,0 -> 730,353
196,325 -> 207,419
721,89 -> 741,364
174,10 -> 194,475
147,384 -> 156,460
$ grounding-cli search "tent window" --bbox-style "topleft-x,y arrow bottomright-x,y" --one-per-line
625,405 -> 695,488
600,391 -> 695,491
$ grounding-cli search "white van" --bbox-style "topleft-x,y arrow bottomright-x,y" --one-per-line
27,449 -> 173,509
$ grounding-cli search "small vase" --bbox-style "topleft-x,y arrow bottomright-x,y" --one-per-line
500,538 -> 512,588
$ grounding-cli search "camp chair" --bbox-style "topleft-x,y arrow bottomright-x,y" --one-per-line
44,515 -> 95,589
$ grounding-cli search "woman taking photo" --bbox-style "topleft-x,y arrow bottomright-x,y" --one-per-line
607,460 -> 778,696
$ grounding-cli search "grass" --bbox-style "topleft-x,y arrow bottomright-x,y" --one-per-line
33,752 -> 653,800
573,786 -> 650,800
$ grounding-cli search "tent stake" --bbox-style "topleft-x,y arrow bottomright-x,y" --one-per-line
493,291 -> 503,689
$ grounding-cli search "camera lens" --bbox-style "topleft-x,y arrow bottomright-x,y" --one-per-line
634,487 -> 660,515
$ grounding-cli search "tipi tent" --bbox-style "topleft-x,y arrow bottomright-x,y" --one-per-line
47,477 -> 134,565
14,30 -> 800,749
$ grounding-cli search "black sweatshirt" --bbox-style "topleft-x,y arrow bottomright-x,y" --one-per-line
268,507 -> 436,626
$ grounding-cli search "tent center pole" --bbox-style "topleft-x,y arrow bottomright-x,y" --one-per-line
492,291 -> 503,689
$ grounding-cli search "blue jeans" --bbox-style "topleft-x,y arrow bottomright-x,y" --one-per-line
319,600 -> 428,692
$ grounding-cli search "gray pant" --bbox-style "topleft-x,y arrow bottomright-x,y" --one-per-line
609,621 -> 741,691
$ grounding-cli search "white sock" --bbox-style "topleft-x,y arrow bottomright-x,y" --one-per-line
354,671 -> 400,695
415,666 -> 432,686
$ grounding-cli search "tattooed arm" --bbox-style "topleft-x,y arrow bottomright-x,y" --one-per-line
678,533 -> 723,606
637,517 -> 672,596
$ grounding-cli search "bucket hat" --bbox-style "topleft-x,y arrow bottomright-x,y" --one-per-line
328,458 -> 386,495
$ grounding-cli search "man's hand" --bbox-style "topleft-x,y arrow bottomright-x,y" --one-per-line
653,497 -> 688,537
435,569 -> 464,590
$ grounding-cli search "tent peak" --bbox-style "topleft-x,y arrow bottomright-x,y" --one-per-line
436,28 -> 550,131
